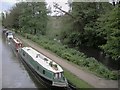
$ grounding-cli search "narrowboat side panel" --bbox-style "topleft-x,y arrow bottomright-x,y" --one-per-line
19,48 -> 54,81
18,53 -> 53,87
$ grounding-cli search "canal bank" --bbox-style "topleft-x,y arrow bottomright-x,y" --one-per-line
16,34 -> 118,88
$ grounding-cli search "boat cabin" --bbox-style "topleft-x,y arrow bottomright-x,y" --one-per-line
11,37 -> 23,52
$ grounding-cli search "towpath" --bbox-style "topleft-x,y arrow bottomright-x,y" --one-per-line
17,35 -> 118,88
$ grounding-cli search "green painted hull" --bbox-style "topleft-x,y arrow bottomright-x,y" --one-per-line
18,48 -> 68,87
18,54 -> 53,87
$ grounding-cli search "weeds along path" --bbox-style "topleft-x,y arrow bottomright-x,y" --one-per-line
17,35 -> 118,88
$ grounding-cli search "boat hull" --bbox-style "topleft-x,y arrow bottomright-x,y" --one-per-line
18,54 -> 67,89
18,47 -> 68,88
18,54 -> 52,86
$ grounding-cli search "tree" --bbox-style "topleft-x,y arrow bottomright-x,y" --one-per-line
61,2 -> 113,47
3,3 -> 22,29
19,2 -> 47,35
1,12 -> 5,27
3,2 -> 48,35
97,4 -> 120,60
72,2 -> 113,32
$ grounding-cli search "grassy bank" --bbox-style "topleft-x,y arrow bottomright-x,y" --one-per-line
64,69 -> 93,88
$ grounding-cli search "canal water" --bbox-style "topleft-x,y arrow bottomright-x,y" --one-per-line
0,30 -> 2,89
1,30 -> 46,88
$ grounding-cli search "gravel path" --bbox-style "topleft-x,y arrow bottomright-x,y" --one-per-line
17,35 -> 118,88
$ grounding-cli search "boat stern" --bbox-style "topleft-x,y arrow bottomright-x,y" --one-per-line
52,78 -> 68,87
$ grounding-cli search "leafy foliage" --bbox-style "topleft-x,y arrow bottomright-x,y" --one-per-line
60,2 -> 119,60
96,5 -> 120,60
3,2 -> 47,35
3,3 -> 23,29
19,2 -> 47,35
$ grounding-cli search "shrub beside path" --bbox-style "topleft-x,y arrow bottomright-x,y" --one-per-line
17,35 -> 118,88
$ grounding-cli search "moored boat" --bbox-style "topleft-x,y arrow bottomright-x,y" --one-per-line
18,47 -> 68,87
10,37 -> 23,52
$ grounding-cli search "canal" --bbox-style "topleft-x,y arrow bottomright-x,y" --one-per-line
1,30 -> 72,90
0,30 -> 2,89
1,29 -> 44,88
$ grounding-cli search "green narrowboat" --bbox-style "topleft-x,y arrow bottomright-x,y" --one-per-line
18,47 -> 68,87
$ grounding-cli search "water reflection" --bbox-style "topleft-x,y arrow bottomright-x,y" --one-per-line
0,30 -> 2,90
2,35 -> 37,88
1,32 -> 69,90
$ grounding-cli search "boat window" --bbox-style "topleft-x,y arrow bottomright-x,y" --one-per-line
16,43 -> 18,48
18,43 -> 22,48
55,73 -> 59,79
59,73 -> 62,78
19,43 -> 22,47
55,73 -> 57,78
43,70 -> 45,74
8,33 -> 12,35
54,73 -> 62,79
37,66 -> 39,70
23,52 -> 25,57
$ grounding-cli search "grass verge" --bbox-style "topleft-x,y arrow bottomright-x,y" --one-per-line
64,69 -> 93,88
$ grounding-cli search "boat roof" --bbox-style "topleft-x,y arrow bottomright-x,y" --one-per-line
13,38 -> 22,44
22,47 -> 63,73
